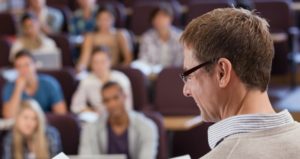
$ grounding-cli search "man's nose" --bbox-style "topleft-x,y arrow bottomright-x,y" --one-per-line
183,83 -> 191,97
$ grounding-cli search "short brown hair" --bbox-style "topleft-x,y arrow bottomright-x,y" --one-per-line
180,8 -> 274,92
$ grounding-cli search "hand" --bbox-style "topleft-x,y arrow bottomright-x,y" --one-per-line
15,76 -> 26,92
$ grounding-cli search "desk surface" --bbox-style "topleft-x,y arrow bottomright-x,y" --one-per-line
163,115 -> 203,131
293,2 -> 300,11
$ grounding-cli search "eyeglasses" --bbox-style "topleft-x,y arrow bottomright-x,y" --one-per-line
180,59 -> 216,83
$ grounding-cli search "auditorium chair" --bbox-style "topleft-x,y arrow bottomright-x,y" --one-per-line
46,113 -> 81,155
0,12 -> 17,37
154,68 -> 199,116
143,110 -> 169,159
172,122 -> 212,159
49,34 -> 75,67
0,37 -> 12,68
186,0 -> 230,24
115,67 -> 150,111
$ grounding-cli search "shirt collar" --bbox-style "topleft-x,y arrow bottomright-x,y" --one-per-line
208,110 -> 294,149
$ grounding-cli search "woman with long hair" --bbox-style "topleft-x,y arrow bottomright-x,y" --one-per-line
2,99 -> 62,159
76,5 -> 133,72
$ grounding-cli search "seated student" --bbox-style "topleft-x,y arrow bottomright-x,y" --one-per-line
2,99 -> 62,159
71,46 -> 132,117
79,81 -> 158,159
77,5 -> 133,72
69,0 -> 98,36
2,50 -> 67,119
27,0 -> 63,34
10,12 -> 61,67
132,4 -> 183,76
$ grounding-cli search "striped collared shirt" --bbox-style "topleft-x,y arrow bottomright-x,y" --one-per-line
208,110 -> 294,149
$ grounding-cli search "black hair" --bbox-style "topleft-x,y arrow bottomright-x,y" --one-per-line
20,12 -> 37,24
101,81 -> 124,93
14,49 -> 35,63
149,3 -> 174,23
94,4 -> 116,31
96,4 -> 116,19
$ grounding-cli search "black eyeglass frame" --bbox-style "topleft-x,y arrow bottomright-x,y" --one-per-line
180,58 -> 218,82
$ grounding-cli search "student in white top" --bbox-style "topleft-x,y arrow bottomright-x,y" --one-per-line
10,13 -> 60,62
71,46 -> 133,116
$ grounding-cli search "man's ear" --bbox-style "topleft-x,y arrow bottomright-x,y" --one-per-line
216,58 -> 232,88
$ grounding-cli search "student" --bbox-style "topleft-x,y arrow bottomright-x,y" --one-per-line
27,0 -> 63,34
77,5 -> 133,72
69,0 -> 98,36
10,12 -> 61,66
180,8 -> 300,158
2,50 -> 67,119
2,99 -> 62,159
133,4 -> 183,76
79,81 -> 158,159
71,46 -> 132,116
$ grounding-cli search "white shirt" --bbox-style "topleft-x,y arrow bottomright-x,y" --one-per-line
10,35 -> 60,60
71,70 -> 133,114
208,109 -> 294,149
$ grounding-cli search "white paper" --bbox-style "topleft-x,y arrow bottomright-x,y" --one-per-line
171,155 -> 192,159
52,152 -> 70,159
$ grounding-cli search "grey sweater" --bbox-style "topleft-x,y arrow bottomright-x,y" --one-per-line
79,111 -> 158,159
201,122 -> 300,159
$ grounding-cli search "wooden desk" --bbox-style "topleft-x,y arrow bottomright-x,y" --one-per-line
163,115 -> 203,131
271,32 -> 288,43
292,2 -> 300,11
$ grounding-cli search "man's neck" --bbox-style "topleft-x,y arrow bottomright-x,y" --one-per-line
220,87 -> 275,120
109,111 -> 129,127
157,28 -> 170,42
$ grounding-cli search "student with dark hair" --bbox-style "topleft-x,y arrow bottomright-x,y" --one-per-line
133,3 -> 183,76
79,81 -> 158,159
2,50 -> 67,119
69,0 -> 98,36
71,46 -> 132,118
76,5 -> 133,72
27,0 -> 63,34
10,12 -> 61,66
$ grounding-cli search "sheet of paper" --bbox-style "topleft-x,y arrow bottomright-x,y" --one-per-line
52,152 -> 70,159
171,155 -> 192,159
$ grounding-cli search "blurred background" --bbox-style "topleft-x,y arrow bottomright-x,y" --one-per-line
0,0 -> 299,159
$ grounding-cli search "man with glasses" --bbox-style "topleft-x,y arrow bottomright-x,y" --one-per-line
180,8 -> 300,159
